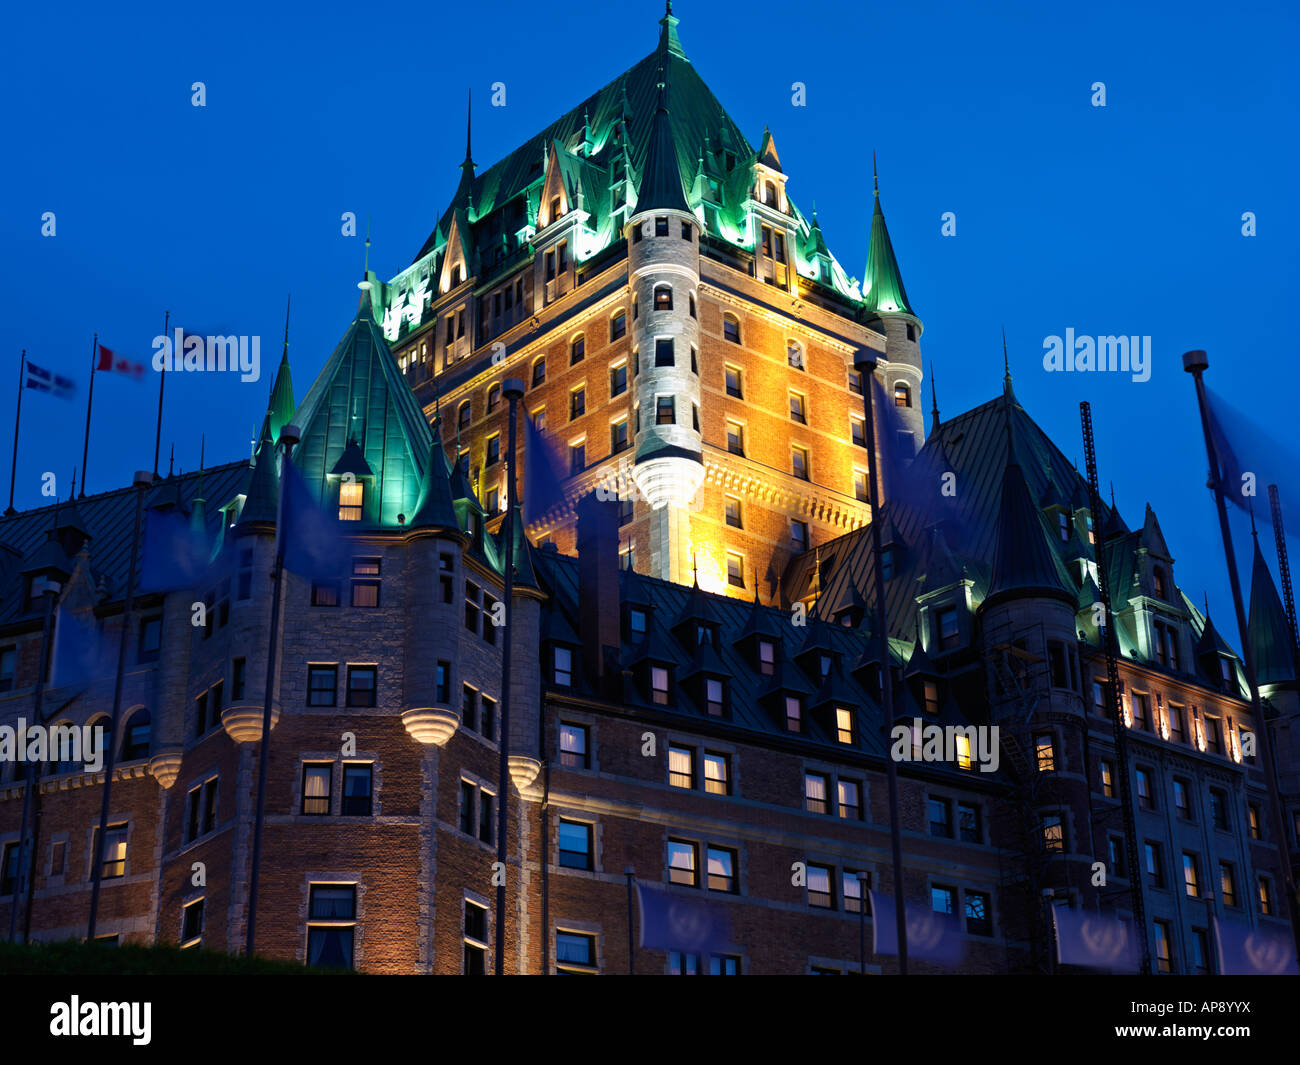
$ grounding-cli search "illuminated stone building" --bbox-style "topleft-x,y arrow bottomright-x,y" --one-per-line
1,6 -> 1296,976
376,5 -> 924,601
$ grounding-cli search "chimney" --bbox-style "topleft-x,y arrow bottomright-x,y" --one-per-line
577,494 -> 621,685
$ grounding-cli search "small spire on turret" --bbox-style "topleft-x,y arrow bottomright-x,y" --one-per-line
929,362 -> 941,434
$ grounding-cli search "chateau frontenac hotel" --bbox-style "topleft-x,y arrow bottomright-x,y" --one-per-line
2,7 -> 1297,975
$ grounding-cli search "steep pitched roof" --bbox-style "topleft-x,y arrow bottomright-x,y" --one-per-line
291,292 -> 432,527
408,416 -> 460,533
635,76 -> 691,216
861,187 -> 915,319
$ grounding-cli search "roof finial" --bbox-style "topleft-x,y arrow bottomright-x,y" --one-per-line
70,467 -> 76,501
363,219 -> 371,276
929,361 -> 941,430
1110,481 -> 1117,510
1002,326 -> 1011,381
692,551 -> 698,587
282,293 -> 291,354
872,151 -> 879,197
463,88 -> 474,168
168,443 -> 174,478
1250,500 -> 1258,538
1204,590 -> 1210,617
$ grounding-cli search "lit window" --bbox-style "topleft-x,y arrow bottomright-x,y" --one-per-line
807,863 -> 833,908
838,779 -> 861,820
338,480 -> 363,521
707,846 -> 736,892
954,733 -> 972,769
668,840 -> 697,886
556,930 -> 597,974
704,752 -> 729,795
302,763 -> 332,815
705,678 -> 725,717
1183,853 -> 1200,897
668,745 -> 695,789
1035,734 -> 1056,772
654,286 -> 672,311
758,640 -> 775,675
805,772 -> 830,815
923,681 -> 940,715
931,885 -> 955,914
1042,815 -> 1064,853
1100,759 -> 1114,797
894,383 -> 911,407
1259,876 -> 1273,916
1220,862 -> 1237,906
1153,920 -> 1173,973
835,706 -> 854,744
785,696 -> 802,732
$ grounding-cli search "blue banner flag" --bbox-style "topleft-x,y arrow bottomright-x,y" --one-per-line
636,882 -> 731,954
869,890 -> 965,965
522,413 -> 568,527
138,507 -> 209,592
24,361 -> 76,400
51,609 -> 109,689
1051,905 -> 1140,972
1214,917 -> 1298,975
282,461 -> 350,580
1204,386 -> 1299,530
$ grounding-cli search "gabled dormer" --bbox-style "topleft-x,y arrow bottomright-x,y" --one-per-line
734,592 -> 784,676
329,439 -> 375,524
758,657 -> 815,734
914,524 -> 975,657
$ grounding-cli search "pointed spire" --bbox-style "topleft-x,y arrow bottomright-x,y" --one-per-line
409,415 -> 460,533
634,65 -> 691,215
929,362 -> 941,434
1001,326 -> 1015,397
1248,534 -> 1296,684
263,296 -> 296,446
986,446 -> 1073,607
168,443 -> 174,478
861,158 -> 915,318
463,88 -> 474,171
190,435 -> 208,536
658,0 -> 686,60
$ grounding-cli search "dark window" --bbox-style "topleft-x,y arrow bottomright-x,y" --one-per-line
237,546 -> 254,600
937,607 -> 959,649
479,791 -> 494,844
726,421 -> 744,455
231,657 -> 246,700
1,841 -> 19,895
137,616 -> 161,664
1209,788 -> 1229,830
436,660 -> 450,703
610,363 -> 627,397
340,765 -> 372,816
656,395 -> 675,425
570,335 -> 585,365
308,665 -> 338,707
464,902 -> 488,975
570,387 -> 585,420
554,647 -> 573,687
531,359 -> 546,387
958,801 -> 981,843
723,316 -> 740,344
792,447 -> 809,481
346,665 -> 377,707
654,338 -> 674,367
461,686 -> 478,732
1136,767 -> 1154,809
1153,920 -> 1173,973
569,442 -> 585,475
655,216 -> 669,236
611,311 -> 627,340
0,646 -> 14,693
929,797 -> 953,837
556,930 -> 596,973
181,899 -> 204,947
486,434 -> 500,466
307,885 -> 356,969
558,819 -> 592,869
1145,841 -> 1164,887
481,695 -> 496,740
725,365 -> 742,398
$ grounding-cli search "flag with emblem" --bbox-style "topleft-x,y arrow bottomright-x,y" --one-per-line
1052,905 -> 1140,972
870,890 -> 965,965
636,882 -> 731,955
96,343 -> 146,380
1213,916 -> 1298,975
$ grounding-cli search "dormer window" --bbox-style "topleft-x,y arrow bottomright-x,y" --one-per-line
758,640 -> 775,676
785,695 -> 803,733
1153,567 -> 1167,600
696,623 -> 716,649
924,681 -> 940,715
819,653 -> 833,680
338,481 -> 363,521
835,707 -> 854,744
1219,656 -> 1234,689
651,665 -> 671,705
1086,514 -> 1095,545
1058,512 -> 1070,541
936,607 -> 959,650
705,678 -> 725,717
25,574 -> 56,613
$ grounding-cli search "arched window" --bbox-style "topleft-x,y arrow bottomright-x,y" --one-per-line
531,357 -> 546,388
486,383 -> 501,413
49,720 -> 79,773
894,383 -> 912,408
87,715 -> 110,769
122,709 -> 151,761
458,401 -> 472,432
723,314 -> 741,344
653,285 -> 672,311
787,341 -> 804,369
570,334 -> 585,365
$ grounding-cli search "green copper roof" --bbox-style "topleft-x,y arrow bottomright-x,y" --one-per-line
985,453 -> 1073,606
408,416 -> 460,533
861,191 -> 915,319
290,292 -> 432,526
634,79 -> 691,215
387,8 -> 864,325
236,422 -> 279,527
265,348 -> 295,446
1247,535 -> 1296,685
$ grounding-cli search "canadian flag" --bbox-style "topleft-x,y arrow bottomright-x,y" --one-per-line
97,343 -> 146,380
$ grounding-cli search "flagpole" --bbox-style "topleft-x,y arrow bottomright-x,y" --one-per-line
1267,485 -> 1300,680
6,586 -> 56,943
245,423 -> 297,957
495,377 -> 525,975
153,311 -> 169,477
80,335 -> 96,498
1183,349 -> 1300,961
6,350 -> 25,515
855,348 -> 908,975
625,868 -> 636,974
86,469 -> 152,940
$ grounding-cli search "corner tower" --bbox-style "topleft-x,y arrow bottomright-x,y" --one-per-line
628,58 -> 703,585
862,159 -> 924,450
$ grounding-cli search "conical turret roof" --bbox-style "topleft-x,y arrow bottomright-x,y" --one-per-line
1247,536 -> 1296,685
861,171 -> 915,319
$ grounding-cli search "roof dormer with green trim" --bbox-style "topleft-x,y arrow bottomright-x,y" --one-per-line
290,287 -> 433,528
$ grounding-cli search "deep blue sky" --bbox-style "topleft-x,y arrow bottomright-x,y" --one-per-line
3,0 -> 1297,635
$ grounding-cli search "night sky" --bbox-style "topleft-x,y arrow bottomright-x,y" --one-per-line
2,0 -> 1296,635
